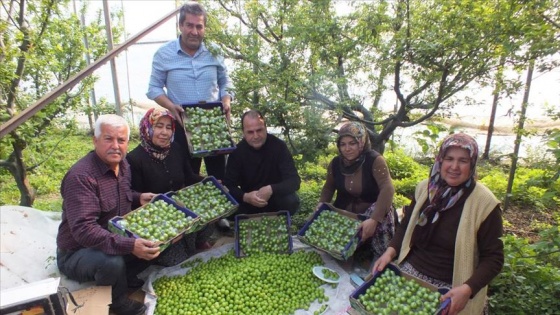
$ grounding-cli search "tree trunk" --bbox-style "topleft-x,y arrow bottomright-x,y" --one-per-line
483,55 -> 506,160
7,143 -> 35,206
504,59 -> 534,211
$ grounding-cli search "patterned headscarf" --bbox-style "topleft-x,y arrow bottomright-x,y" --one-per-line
336,121 -> 371,175
139,108 -> 175,161
417,133 -> 478,226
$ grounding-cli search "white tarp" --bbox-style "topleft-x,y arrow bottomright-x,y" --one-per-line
0,206 -> 93,292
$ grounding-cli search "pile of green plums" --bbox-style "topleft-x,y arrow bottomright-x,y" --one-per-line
184,107 -> 231,151
172,181 -> 235,224
237,216 -> 290,256
301,210 -> 360,254
153,250 -> 330,315
357,268 -> 442,315
120,199 -> 195,242
321,268 -> 340,282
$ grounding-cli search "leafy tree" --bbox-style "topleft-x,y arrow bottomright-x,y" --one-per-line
203,0 -> 558,158
0,0 -> 121,206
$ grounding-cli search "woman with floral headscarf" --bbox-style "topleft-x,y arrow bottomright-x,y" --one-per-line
372,133 -> 504,315
317,121 -> 396,262
127,108 -> 206,266
127,108 -> 202,202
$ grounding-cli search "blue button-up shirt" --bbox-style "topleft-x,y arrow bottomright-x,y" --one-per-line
147,37 -> 233,104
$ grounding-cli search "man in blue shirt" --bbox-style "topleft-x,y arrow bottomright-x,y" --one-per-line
147,1 -> 234,180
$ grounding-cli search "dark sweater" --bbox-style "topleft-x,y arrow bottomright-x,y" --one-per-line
126,142 -> 202,208
390,183 -> 504,296
224,134 -> 301,203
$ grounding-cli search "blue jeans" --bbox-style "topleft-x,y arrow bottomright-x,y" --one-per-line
56,248 -> 150,304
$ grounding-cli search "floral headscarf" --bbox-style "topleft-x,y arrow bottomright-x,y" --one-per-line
336,121 -> 371,175
416,133 -> 479,226
139,108 -> 175,161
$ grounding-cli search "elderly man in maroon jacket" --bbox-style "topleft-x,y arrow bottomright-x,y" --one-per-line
56,114 -> 158,315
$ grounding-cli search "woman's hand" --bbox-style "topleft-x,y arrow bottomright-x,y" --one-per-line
371,247 -> 397,273
440,284 -> 472,315
359,218 -> 378,240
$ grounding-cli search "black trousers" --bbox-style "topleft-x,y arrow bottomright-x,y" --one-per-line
56,248 -> 150,305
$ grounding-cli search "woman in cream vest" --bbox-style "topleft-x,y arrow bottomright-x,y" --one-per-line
372,133 -> 504,314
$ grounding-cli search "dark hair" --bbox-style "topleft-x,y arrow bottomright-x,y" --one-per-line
241,110 -> 266,131
179,1 -> 207,26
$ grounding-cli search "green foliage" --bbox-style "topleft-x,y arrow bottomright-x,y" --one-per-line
385,150 -> 429,199
392,193 -> 411,210
291,180 -> 323,233
0,0 -> 123,206
412,123 -> 451,157
479,168 -> 560,210
296,153 -> 335,182
203,0 -> 560,156
0,130 -> 91,209
489,227 -> 560,314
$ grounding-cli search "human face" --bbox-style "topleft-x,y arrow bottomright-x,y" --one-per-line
441,147 -> 471,187
179,14 -> 205,54
242,116 -> 267,150
338,136 -> 360,161
152,116 -> 173,148
93,124 -> 129,171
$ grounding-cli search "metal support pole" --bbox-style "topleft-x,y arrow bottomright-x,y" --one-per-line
103,0 -> 122,115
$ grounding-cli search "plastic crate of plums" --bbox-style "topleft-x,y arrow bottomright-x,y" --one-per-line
297,203 -> 366,261
181,101 -> 236,158
109,194 -> 199,251
234,211 -> 294,258
349,263 -> 451,315
166,176 -> 239,232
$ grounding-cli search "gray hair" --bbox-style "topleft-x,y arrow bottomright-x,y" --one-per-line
94,114 -> 130,140
179,1 -> 207,25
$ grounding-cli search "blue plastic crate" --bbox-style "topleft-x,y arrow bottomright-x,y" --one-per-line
166,176 -> 239,231
181,101 -> 236,158
234,211 -> 294,258
297,203 -> 366,260
108,194 -> 199,251
349,263 -> 450,315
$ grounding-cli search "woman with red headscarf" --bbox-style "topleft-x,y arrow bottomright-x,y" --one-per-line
127,108 -> 202,203
317,121 -> 396,263
127,108 -> 206,266
372,133 -> 504,315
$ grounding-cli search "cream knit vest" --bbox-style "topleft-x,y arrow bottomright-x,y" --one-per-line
398,179 -> 499,315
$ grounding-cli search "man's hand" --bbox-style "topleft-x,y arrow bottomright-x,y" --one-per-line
440,284 -> 472,315
256,185 -> 273,202
154,95 -> 183,122
243,191 -> 268,208
359,218 -> 378,240
139,193 -> 156,206
222,95 -> 231,122
132,238 -> 160,260
171,104 -> 185,123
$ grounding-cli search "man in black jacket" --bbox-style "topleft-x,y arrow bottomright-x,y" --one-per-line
224,110 -> 301,215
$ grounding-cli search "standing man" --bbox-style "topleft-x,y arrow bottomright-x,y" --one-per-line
56,114 -> 159,315
147,1 -> 234,180
224,110 -> 301,216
